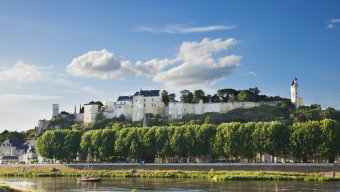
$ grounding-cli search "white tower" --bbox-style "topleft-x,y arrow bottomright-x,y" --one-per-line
52,104 -> 59,118
290,78 -> 299,108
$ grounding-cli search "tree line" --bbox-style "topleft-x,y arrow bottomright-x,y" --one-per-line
161,87 -> 288,106
35,119 -> 340,163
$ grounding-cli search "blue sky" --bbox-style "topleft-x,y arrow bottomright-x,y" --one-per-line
0,0 -> 340,131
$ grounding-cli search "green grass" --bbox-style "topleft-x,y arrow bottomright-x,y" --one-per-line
0,169 -> 338,182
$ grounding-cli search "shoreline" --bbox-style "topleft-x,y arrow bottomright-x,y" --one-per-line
0,182 -> 27,192
0,163 -> 339,181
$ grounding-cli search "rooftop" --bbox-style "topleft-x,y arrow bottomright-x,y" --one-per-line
117,96 -> 133,101
133,90 -> 160,97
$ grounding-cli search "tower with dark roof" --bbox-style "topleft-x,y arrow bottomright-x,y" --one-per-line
290,78 -> 299,108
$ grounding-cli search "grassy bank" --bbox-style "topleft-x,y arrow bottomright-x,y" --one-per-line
0,168 -> 339,182
0,183 -> 23,192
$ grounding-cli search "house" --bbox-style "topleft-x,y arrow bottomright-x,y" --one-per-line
0,139 -> 26,158
0,156 -> 19,164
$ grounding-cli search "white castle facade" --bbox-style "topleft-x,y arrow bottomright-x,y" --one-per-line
36,79 -> 302,135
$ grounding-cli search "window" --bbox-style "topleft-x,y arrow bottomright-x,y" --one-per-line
144,104 -> 146,107
152,98 -> 154,101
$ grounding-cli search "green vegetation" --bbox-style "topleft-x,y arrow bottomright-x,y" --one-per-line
0,169 -> 338,182
0,129 -> 35,143
35,119 -> 340,163
178,87 -> 289,103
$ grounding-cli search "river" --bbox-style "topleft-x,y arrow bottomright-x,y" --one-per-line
1,177 -> 340,191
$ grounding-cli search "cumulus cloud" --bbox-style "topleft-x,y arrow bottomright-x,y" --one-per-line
136,24 -> 237,34
153,38 -> 240,89
66,38 -> 241,89
327,18 -> 340,29
0,61 -> 50,83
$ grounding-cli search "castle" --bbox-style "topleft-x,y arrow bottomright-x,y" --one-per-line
36,79 -> 302,135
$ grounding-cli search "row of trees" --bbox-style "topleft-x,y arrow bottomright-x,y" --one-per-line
161,87 -> 288,105
0,129 -> 35,143
35,119 -> 340,163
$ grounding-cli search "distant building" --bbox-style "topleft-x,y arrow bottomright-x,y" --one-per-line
37,79 -> 299,129
22,138 -> 38,164
0,139 -> 26,158
82,89 -> 165,123
0,156 -> 18,164
290,78 -> 304,108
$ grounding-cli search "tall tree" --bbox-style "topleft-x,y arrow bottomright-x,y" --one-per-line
319,119 -> 340,163
291,121 -> 322,163
161,90 -> 170,106
180,90 -> 194,103
193,89 -> 206,102
217,88 -> 237,102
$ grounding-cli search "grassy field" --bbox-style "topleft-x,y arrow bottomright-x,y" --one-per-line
0,168 -> 338,182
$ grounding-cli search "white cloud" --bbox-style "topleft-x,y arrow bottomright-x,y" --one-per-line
0,61 -> 50,83
66,37 -> 241,90
327,18 -> 340,29
136,24 -> 236,34
153,38 -> 240,89
0,94 -> 60,102
66,49 -> 135,79
248,71 -> 257,77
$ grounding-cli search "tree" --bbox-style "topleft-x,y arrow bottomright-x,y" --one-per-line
217,88 -> 237,102
193,89 -> 206,103
170,127 -> 189,158
169,93 -> 176,102
210,94 -> 221,103
291,121 -> 322,163
161,90 -> 170,106
252,122 -> 267,162
35,131 -> 56,162
239,123 -> 256,161
248,87 -> 260,95
237,90 -> 256,102
264,122 -> 290,162
63,130 -> 82,162
80,131 -> 96,161
223,123 -> 242,160
319,119 -> 340,163
98,129 -> 116,161
180,90 -> 194,103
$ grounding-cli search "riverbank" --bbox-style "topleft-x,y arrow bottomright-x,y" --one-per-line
0,163 -> 339,181
0,182 -> 26,192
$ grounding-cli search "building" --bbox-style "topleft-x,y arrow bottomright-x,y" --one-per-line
38,78 -> 301,127
82,89 -> 165,123
132,90 -> 164,121
22,138 -> 38,164
290,77 -> 304,108
0,156 -> 19,164
0,139 -> 26,158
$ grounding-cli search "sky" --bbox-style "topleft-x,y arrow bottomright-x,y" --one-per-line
0,0 -> 340,131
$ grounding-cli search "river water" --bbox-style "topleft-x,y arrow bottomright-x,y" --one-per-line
1,177 -> 340,191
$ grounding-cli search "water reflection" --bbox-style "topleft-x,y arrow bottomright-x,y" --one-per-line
1,177 -> 340,191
